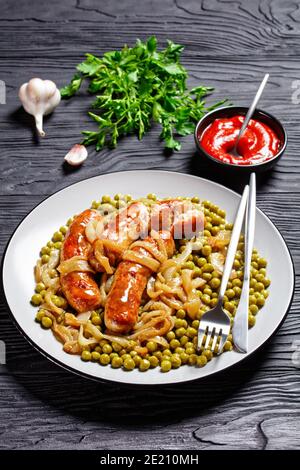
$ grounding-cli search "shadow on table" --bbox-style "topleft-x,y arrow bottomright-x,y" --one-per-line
9,107 -> 54,144
3,309 -> 268,426
188,151 -> 276,194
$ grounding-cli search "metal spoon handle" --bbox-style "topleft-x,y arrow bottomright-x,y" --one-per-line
234,74 -> 269,153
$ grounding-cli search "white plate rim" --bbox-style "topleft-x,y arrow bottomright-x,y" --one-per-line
1,170 -> 295,386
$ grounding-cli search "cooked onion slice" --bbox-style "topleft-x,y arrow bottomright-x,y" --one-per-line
58,256 -> 95,275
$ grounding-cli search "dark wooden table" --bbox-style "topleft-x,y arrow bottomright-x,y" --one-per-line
0,0 -> 299,450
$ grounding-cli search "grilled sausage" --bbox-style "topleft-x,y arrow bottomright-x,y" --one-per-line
60,209 -> 102,313
104,231 -> 175,334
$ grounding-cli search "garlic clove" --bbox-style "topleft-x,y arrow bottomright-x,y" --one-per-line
64,144 -> 88,166
18,78 -> 61,137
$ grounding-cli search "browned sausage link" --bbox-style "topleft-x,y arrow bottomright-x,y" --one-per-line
104,232 -> 175,334
60,209 -> 102,313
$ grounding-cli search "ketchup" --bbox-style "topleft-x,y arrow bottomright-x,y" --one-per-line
200,115 -> 281,165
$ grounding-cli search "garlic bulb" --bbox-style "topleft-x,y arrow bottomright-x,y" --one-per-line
18,78 -> 61,137
64,144 -> 88,166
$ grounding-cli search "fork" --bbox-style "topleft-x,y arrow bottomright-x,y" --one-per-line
197,184 -> 249,355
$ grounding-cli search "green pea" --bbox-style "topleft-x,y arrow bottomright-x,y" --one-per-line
161,359 -> 172,372
91,351 -> 101,362
225,289 -> 235,299
102,344 -> 112,354
193,267 -> 202,278
149,356 -> 159,368
147,193 -> 157,200
54,242 -> 62,250
111,356 -> 123,368
224,341 -> 233,351
205,222 -> 213,231
192,320 -> 200,329
170,339 -> 180,350
153,351 -> 162,360
91,200 -> 100,209
146,341 -> 157,352
40,246 -> 50,256
139,359 -> 150,372
197,355 -> 208,367
175,327 -> 186,338
123,357 -> 135,371
176,309 -> 186,319
197,257 -> 207,267
183,261 -> 195,270
210,298 -> 218,307
210,278 -> 221,289
35,309 -> 46,322
224,301 -> 235,313
188,354 -> 198,365
250,304 -> 259,315
204,230 -> 211,237
41,254 -> 50,264
203,287 -> 212,296
202,273 -> 212,281
263,290 -> 269,299
174,318 -> 187,328
179,352 -> 189,364
171,354 -> 181,369
202,294 -> 211,305
211,226 -> 220,236
98,354 -> 109,365
180,335 -> 189,346
202,263 -> 214,273
225,223 -> 233,230
249,295 -> 257,305
59,226 -> 68,235
203,349 -> 213,361
133,355 -> 142,366
81,350 -> 91,361
110,342 -> 121,352
233,286 -> 242,297
31,294 -> 42,306
191,196 -> 200,203
162,349 -> 172,357
255,282 -> 264,292
202,245 -> 212,257
186,327 -> 197,338
53,231 -> 63,242
248,315 -> 256,327
35,282 -> 45,293
232,278 -> 242,288
166,331 -> 176,341
256,296 -> 265,307
186,347 -> 196,355
258,258 -> 267,268
91,315 -> 102,326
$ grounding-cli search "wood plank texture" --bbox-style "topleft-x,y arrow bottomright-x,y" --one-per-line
0,0 -> 299,451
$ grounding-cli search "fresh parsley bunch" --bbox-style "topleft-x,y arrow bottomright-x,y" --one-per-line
61,36 -> 226,151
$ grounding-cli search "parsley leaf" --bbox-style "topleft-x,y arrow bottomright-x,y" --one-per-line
61,37 -> 227,151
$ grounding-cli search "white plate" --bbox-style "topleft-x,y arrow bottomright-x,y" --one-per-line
2,171 -> 295,385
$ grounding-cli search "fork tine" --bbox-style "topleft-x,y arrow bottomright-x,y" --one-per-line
217,332 -> 229,355
197,326 -> 208,351
211,328 -> 220,353
204,326 -> 214,350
